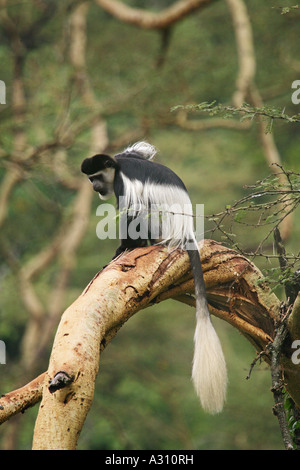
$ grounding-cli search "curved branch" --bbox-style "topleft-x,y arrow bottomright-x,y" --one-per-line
226,0 -> 256,107
28,240 -> 281,449
226,0 -> 293,240
2,241 -> 298,449
0,373 -> 45,424
94,0 -> 218,29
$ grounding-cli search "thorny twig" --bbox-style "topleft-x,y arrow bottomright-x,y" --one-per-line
246,349 -> 270,381
202,168 -> 300,269
270,304 -> 294,450
172,101 -> 300,124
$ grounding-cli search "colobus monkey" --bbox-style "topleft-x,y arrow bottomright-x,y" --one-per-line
81,142 -> 227,414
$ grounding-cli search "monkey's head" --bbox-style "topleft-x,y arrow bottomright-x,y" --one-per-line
81,154 -> 117,200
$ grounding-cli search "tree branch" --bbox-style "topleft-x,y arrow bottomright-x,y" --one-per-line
226,0 -> 256,107
269,306 -> 295,450
225,0 -> 294,240
0,373 -> 45,424
2,241 -> 299,449
94,0 -> 218,30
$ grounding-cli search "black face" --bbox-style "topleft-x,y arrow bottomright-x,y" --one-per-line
81,154 -> 117,200
88,173 -> 106,195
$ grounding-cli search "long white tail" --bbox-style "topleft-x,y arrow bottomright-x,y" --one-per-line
192,311 -> 227,414
187,242 -> 227,414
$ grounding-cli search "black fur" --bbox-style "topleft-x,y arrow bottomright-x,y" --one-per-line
81,154 -> 118,174
115,152 -> 187,192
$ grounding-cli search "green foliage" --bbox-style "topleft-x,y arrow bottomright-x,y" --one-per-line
284,393 -> 300,449
202,169 -> 300,271
1,0 -> 300,451
171,101 -> 300,132
275,5 -> 299,15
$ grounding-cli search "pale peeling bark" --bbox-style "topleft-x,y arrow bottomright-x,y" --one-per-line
0,373 -> 45,423
32,245 -> 189,449
1,241 -> 299,449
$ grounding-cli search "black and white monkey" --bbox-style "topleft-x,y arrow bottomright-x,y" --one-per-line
81,142 -> 227,414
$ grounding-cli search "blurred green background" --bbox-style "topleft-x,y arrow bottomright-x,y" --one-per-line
0,0 -> 300,450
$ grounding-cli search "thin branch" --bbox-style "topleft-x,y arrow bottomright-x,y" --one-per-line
174,108 -> 251,131
226,0 -> 256,107
0,373 -> 45,425
246,349 -> 270,380
172,101 -> 300,124
246,304 -> 296,449
0,241 -> 281,434
94,0 -> 218,30
269,305 -> 294,450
